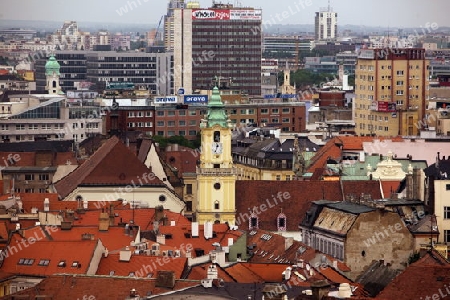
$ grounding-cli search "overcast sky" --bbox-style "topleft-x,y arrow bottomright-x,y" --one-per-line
1,0 -> 447,28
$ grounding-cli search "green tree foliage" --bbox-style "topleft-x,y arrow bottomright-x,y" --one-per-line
279,69 -> 337,89
152,135 -> 200,150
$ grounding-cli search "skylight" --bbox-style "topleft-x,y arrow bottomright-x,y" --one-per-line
58,260 -> 66,267
38,259 -> 50,266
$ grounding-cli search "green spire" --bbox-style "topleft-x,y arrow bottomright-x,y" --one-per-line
45,55 -> 60,76
205,85 -> 229,128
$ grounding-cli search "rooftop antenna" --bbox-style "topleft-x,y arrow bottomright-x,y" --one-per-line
328,0 -> 331,11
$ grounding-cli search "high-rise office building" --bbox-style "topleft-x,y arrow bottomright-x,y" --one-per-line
354,48 -> 429,136
173,2 -> 262,96
314,2 -> 337,41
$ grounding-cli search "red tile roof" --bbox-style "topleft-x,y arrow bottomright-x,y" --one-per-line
224,263 -> 266,283
8,275 -> 200,299
235,180 -> 382,232
0,151 -> 77,167
187,263 -> 236,282
54,136 -> 164,199
375,251 -> 450,300
380,180 -> 401,198
164,146 -> 199,176
1,232 -> 100,276
306,136 -> 404,173
45,226 -> 135,252
70,207 -> 191,230
157,223 -> 243,258
235,180 -> 343,232
96,253 -> 187,279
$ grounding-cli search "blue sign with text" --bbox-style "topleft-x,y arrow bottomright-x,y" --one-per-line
184,95 -> 208,104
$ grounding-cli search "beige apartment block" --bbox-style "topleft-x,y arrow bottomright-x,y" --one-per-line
355,48 -> 429,137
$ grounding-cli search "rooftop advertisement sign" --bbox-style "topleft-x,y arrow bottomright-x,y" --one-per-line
192,9 -> 230,20
154,96 -> 178,103
230,9 -> 262,20
184,95 -> 208,104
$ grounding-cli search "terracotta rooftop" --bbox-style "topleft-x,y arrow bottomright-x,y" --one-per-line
375,250 -> 450,300
53,136 -> 164,199
186,263 -> 236,282
154,223 -> 244,258
96,253 -> 187,279
1,232 -> 100,276
7,274 -> 200,299
236,180 -> 342,232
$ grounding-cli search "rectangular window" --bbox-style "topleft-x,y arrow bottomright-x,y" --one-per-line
189,110 -> 196,116
178,110 -> 186,116
178,130 -> 185,136
167,111 -> 175,116
25,174 -> 34,181
396,90 -> 404,96
282,108 -> 290,113
179,121 -> 186,126
189,120 -> 196,126
443,206 -> 450,219
445,230 -> 450,243
261,109 -> 268,114
446,184 -> 450,191
272,108 -> 279,114
38,174 -> 49,180
167,121 -> 175,127
167,131 -> 175,136
396,70 -> 404,76
188,130 -> 196,136
157,121 -> 164,126
157,111 -> 164,116
145,122 -> 153,127
145,111 -> 153,117
186,184 -> 193,194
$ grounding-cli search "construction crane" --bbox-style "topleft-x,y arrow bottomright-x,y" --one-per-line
152,15 -> 164,47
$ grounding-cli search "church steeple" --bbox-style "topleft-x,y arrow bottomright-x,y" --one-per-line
201,85 -> 230,129
45,55 -> 63,95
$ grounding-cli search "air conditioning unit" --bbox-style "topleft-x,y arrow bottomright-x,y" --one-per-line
175,250 -> 181,257
151,250 -> 160,256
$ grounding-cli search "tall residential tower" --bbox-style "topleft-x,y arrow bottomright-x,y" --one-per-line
354,48 -> 429,136
314,2 -> 337,41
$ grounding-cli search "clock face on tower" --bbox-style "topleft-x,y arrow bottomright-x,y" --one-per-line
211,142 -> 223,154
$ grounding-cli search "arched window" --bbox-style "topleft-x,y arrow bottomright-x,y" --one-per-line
277,212 -> 287,231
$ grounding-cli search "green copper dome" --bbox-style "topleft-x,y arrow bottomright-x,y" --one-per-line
205,86 -> 229,128
45,55 -> 60,76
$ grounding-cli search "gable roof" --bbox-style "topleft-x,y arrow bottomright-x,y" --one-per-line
54,136 -> 164,199
186,263 -> 236,282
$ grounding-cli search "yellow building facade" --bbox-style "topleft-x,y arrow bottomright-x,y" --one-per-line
355,48 -> 429,136
196,86 -> 236,224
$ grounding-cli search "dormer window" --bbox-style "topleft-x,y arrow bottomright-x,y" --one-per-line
277,213 -> 287,231
249,212 -> 258,230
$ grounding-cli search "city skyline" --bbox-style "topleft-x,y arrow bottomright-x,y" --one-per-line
1,0 -> 448,29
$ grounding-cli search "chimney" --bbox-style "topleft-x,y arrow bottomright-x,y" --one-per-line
191,222 -> 199,237
413,167 -> 421,200
285,237 -> 294,250
155,271 -> 175,289
156,234 -> 166,245
109,204 -> 115,226
43,198 -> 50,212
207,264 -> 218,279
338,283 -> 352,298
311,280 -> 331,300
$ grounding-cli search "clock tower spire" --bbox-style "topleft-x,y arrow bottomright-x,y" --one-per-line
196,85 -> 236,225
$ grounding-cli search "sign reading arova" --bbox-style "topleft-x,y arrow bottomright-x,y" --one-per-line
192,9 -> 230,20
184,95 -> 208,104
155,96 -> 178,103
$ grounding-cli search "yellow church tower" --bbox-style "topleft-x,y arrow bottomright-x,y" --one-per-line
196,85 -> 236,225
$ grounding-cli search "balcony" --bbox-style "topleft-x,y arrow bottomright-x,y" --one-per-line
197,167 -> 237,176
